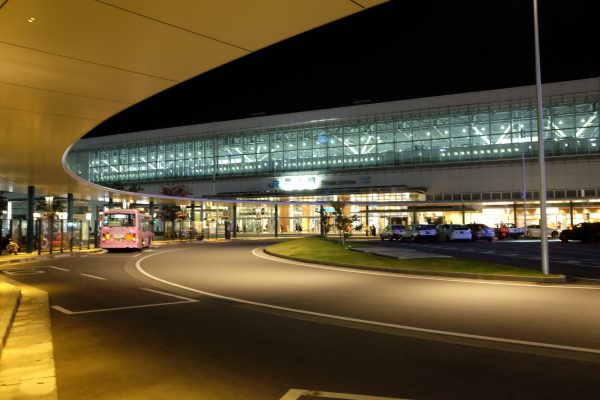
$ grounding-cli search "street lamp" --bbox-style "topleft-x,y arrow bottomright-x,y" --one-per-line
533,0 -> 549,275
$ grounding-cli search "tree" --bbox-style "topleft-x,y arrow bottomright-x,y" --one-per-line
160,184 -> 192,197
157,184 -> 193,236
35,198 -> 64,218
331,200 -> 357,246
0,191 -> 7,214
106,182 -> 144,192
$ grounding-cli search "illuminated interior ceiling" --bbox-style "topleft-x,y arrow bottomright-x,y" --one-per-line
0,0 -> 386,198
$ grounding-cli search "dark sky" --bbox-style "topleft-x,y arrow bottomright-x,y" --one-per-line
87,0 -> 599,138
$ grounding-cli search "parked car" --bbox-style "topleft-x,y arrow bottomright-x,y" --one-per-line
493,223 -> 523,239
401,224 -> 437,242
466,223 -> 495,242
436,224 -> 472,241
559,222 -> 600,243
525,224 -> 560,238
380,224 -> 405,241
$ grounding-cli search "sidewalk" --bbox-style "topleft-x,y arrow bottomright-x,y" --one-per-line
0,247 -> 103,399
0,247 -> 104,267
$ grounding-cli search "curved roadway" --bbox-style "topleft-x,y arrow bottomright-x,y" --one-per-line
4,240 -> 600,399
133,241 -> 600,359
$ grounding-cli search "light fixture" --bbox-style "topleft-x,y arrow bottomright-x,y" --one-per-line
27,17 -> 36,23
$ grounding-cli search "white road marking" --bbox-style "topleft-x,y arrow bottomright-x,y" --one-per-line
134,248 -> 600,355
3,269 -> 44,275
141,287 -> 197,301
133,253 -> 142,257
49,266 -> 70,272
280,389 -> 408,400
80,273 -> 107,280
51,300 -> 197,315
253,248 -> 600,291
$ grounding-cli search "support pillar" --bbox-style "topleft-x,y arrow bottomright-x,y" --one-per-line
26,186 -> 35,253
461,204 -> 466,225
232,204 -> 237,238
67,193 -> 74,251
274,204 -> 279,238
365,205 -> 369,236
569,200 -> 574,228
67,193 -> 74,221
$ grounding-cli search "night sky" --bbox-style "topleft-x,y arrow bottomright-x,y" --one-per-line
87,0 -> 599,138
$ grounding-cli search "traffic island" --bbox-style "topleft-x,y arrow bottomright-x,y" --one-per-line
264,237 -> 567,284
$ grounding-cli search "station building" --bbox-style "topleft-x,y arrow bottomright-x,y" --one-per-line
67,77 -> 600,236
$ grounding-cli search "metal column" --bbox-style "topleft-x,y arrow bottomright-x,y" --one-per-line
274,204 -> 278,238
26,186 -> 35,253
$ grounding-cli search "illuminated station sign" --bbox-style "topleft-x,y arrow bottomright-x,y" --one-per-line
272,175 -> 321,191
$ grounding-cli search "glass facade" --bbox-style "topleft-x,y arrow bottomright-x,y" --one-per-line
87,99 -> 599,183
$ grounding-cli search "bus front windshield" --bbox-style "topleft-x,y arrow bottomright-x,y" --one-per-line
104,213 -> 136,227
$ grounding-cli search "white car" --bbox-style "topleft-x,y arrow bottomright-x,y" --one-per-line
436,224 -> 473,241
525,224 -> 560,238
401,224 -> 437,242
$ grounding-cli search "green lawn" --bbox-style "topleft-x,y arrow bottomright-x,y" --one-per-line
266,236 -> 559,278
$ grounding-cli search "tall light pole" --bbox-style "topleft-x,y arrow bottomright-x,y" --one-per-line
520,129 -> 527,237
533,0 -> 549,274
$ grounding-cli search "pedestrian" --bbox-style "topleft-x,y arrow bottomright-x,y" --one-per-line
6,236 -> 19,255
370,225 -> 376,236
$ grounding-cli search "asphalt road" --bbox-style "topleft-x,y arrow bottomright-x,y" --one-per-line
367,237 -> 600,280
2,240 -> 600,400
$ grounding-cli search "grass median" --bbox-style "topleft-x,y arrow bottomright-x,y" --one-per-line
266,236 -> 559,278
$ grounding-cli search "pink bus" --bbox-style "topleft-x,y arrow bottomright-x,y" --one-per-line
100,209 -> 153,250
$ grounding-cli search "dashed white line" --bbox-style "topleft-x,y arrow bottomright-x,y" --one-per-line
80,273 -> 107,280
141,287 -> 197,302
280,389 -> 407,400
51,300 -> 196,315
49,266 -> 70,272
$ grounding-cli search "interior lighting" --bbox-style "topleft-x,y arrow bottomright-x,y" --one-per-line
27,17 -> 36,22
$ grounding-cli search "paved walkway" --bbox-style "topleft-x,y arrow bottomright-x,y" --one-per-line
0,248 -> 103,400
352,246 -> 451,259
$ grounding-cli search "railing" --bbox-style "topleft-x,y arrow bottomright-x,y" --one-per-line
0,218 -> 93,255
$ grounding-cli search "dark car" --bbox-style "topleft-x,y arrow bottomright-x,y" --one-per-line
559,222 -> 600,243
467,223 -> 495,242
380,224 -> 405,241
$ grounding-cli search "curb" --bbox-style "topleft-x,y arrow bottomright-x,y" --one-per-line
0,249 -> 104,266
0,283 -> 21,358
263,249 -> 567,284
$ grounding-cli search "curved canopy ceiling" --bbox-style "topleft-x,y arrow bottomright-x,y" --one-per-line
0,0 -> 386,198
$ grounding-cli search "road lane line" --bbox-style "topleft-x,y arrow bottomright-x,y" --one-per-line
80,273 -> 107,280
49,266 -> 70,272
141,287 -> 197,301
51,300 -> 197,315
134,248 -> 600,355
281,389 -> 407,400
50,305 -> 74,315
